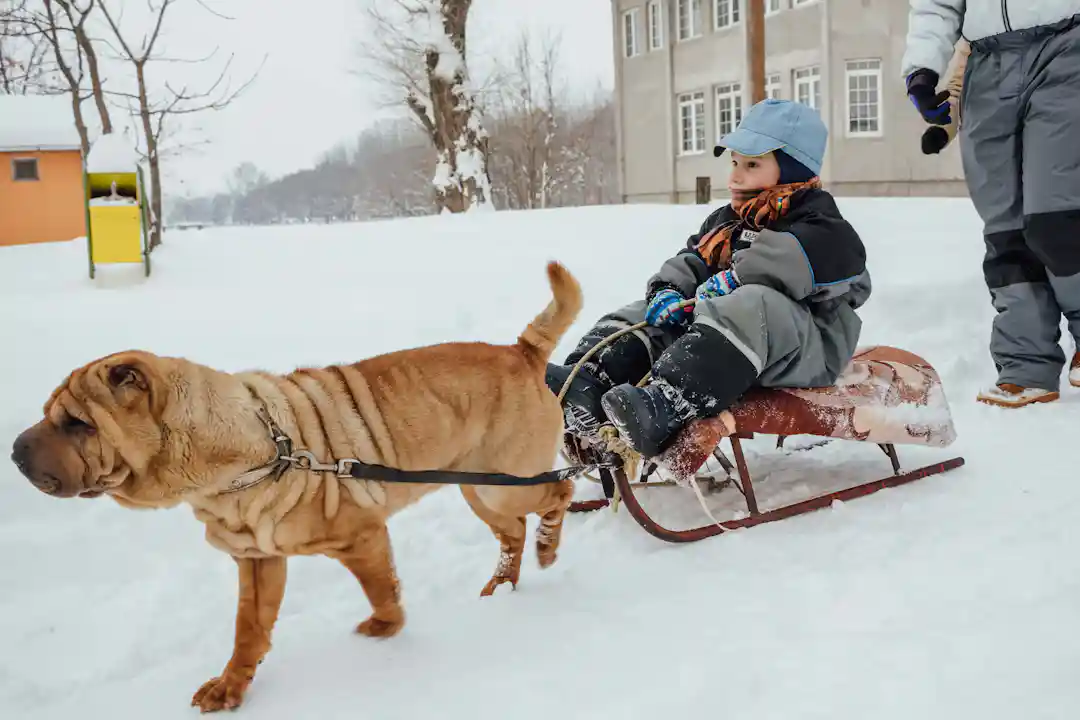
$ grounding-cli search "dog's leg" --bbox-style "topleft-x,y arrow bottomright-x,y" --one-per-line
337,524 -> 405,638
535,479 -> 574,570
192,556 -> 288,714
460,486 -> 528,597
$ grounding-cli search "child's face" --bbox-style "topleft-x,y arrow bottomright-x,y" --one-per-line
728,151 -> 781,192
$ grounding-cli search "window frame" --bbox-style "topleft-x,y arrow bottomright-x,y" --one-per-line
677,0 -> 703,41
845,58 -> 884,137
678,91 -> 707,155
715,81 -> 744,141
766,72 -> 782,100
647,1 -> 664,51
793,65 -> 821,112
11,157 -> 39,182
622,8 -> 641,58
714,0 -> 741,30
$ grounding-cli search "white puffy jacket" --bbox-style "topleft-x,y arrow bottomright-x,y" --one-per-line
901,0 -> 1080,77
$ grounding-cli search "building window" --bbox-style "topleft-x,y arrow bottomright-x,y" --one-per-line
715,0 -> 740,29
793,0 -> 817,6
11,158 -> 39,181
846,58 -> 882,136
678,91 -> 706,154
766,0 -> 783,15
715,82 -> 743,138
622,9 -> 640,58
678,0 -> 702,40
648,1 -> 664,51
794,65 -> 821,111
767,72 -> 781,99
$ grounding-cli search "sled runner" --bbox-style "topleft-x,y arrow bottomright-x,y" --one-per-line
563,346 -> 966,543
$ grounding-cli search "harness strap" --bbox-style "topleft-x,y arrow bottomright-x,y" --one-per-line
222,399 -> 603,493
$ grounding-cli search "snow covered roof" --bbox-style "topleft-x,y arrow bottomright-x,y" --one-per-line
0,94 -> 83,152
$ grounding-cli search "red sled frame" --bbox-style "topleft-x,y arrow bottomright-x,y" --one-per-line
568,430 -> 965,543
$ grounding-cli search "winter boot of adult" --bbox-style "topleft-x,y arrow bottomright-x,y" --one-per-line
545,363 -> 609,440
976,383 -> 1060,408
1070,352 -> 1080,388
599,380 -> 696,458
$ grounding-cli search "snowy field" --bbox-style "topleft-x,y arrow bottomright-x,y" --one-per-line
2,200 -> 1079,719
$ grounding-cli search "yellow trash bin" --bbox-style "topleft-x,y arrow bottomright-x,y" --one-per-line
84,168 -> 151,278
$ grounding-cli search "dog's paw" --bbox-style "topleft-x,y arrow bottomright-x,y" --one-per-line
480,575 -> 517,597
536,545 -> 558,570
356,614 -> 404,638
191,673 -> 250,713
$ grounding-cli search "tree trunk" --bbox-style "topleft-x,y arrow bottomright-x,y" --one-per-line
76,24 -> 111,134
425,0 -> 492,213
136,62 -> 162,249
68,88 -> 90,158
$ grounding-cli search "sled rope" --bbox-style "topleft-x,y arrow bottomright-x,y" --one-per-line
555,299 -> 697,403
556,298 -> 729,528
555,299 -> 697,484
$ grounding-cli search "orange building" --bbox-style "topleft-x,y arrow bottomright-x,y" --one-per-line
0,94 -> 87,247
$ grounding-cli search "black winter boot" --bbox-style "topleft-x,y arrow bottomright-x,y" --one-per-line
545,363 -> 610,440
599,380 -> 696,458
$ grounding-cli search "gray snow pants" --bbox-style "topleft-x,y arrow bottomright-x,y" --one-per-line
961,15 -> 1080,390
564,285 -> 859,406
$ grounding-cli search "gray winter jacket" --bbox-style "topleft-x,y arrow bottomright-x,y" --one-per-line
901,0 -> 1080,77
646,188 -> 871,325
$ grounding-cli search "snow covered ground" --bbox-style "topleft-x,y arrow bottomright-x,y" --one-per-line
2,200 -> 1078,719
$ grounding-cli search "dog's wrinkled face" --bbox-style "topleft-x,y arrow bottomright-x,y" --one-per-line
10,350 -> 180,508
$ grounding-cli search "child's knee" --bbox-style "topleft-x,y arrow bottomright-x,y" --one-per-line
693,283 -> 782,333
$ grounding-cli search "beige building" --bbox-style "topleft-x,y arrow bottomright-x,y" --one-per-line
610,0 -> 968,202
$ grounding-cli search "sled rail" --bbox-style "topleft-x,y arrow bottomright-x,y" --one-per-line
566,345 -> 966,542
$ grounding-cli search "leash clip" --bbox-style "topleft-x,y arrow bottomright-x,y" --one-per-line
287,450 -> 357,478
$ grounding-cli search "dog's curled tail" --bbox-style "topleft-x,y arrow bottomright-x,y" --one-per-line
518,261 -> 583,369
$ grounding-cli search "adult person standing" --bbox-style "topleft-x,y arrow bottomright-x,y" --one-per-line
902,1 -> 1080,408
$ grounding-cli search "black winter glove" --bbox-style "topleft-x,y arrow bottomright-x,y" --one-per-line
906,69 -> 951,125
921,126 -> 950,154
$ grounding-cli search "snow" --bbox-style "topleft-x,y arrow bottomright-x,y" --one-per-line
2,199 -> 1080,719
87,132 -> 141,173
0,93 -> 82,151
414,4 -> 464,83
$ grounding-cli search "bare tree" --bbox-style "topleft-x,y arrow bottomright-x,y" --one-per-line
0,0 -> 52,94
58,0 -> 111,134
95,0 -> 260,249
360,0 -> 492,213
485,30 -> 564,211
2,1 -> 113,155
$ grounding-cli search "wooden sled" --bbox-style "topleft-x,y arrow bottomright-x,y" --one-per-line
565,346 -> 966,543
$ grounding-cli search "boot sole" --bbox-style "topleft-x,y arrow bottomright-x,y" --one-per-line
976,390 -> 1060,408
600,386 -> 666,458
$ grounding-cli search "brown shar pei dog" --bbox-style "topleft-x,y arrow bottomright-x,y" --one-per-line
10,261 -> 583,713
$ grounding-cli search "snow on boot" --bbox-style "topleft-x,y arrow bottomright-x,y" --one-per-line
1070,352 -> 1080,388
545,363 -> 609,440
600,380 -> 696,458
976,383 -> 1059,408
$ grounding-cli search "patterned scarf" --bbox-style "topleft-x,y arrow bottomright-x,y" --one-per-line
696,177 -> 821,268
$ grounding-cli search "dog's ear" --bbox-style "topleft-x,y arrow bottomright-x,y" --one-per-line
108,363 -> 150,391
99,353 -> 164,415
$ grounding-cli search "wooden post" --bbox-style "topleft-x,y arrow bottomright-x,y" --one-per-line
746,0 -> 766,104
696,176 -> 711,204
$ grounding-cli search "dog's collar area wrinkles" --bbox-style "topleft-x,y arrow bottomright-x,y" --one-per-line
218,403 -> 295,494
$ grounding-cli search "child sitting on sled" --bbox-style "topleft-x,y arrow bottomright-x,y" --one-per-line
547,98 -> 871,458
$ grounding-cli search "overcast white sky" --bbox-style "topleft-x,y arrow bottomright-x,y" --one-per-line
131,0 -> 614,197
